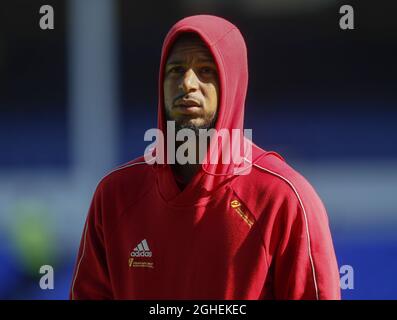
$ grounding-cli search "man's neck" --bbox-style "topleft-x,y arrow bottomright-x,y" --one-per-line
171,136 -> 205,189
171,163 -> 201,189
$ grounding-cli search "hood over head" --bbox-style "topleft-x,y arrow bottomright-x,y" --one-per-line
154,15 -> 264,205
158,14 -> 247,142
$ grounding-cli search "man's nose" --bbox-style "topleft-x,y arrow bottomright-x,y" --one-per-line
181,69 -> 199,93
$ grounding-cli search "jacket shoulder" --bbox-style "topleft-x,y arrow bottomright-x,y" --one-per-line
253,152 -> 320,200
95,156 -> 155,198
231,151 -> 326,221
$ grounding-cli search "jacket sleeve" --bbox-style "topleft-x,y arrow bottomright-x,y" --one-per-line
70,184 -> 113,299
271,182 -> 341,300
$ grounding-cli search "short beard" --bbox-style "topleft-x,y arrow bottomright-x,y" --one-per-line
165,110 -> 218,136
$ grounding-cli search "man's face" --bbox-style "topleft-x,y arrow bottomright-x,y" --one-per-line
164,34 -> 219,133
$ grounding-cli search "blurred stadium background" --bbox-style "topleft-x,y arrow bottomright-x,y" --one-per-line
0,0 -> 396,299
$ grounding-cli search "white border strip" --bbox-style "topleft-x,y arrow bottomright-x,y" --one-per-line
253,163 -> 319,300
71,161 -> 148,299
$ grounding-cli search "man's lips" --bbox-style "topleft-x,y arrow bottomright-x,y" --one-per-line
174,99 -> 202,114
175,98 -> 202,108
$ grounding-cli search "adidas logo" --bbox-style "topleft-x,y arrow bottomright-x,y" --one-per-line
131,239 -> 152,258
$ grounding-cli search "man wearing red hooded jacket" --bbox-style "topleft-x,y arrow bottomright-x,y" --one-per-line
70,15 -> 341,300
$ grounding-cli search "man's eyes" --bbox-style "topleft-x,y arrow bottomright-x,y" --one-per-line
199,67 -> 216,75
168,66 -> 185,74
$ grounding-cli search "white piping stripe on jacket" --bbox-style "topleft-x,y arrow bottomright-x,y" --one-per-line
72,159 -> 320,299
253,163 -> 320,300
71,161 -> 148,300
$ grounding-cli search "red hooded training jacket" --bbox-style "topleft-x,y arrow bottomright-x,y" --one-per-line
70,15 -> 341,300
